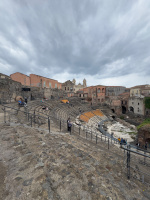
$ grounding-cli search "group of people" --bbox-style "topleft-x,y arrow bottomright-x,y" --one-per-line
118,137 -> 127,145
136,142 -> 148,150
18,97 -> 27,107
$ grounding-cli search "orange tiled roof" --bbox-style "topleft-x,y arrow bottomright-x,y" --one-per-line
79,109 -> 104,122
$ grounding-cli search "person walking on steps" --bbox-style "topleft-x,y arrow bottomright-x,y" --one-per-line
67,117 -> 72,132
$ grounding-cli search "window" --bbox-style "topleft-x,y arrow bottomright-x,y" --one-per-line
68,87 -> 69,90
43,81 -> 46,87
55,83 -> 57,88
65,87 -> 66,90
98,88 -> 101,93
24,78 -> 26,85
49,82 -> 51,88
138,103 -> 139,105
132,102 -> 134,105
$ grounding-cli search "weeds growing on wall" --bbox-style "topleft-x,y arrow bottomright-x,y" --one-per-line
144,97 -> 150,109
137,118 -> 150,130
120,115 -> 125,120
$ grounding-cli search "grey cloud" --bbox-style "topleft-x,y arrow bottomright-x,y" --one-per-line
0,0 -> 150,82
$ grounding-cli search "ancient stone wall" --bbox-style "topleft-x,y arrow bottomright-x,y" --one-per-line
138,124 -> 150,147
128,97 -> 144,115
44,88 -> 66,99
106,86 -> 126,96
0,78 -> 22,103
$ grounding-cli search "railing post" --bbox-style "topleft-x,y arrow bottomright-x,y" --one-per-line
101,135 -> 102,141
4,107 -> 6,123
34,110 -> 35,124
105,135 -> 106,142
60,119 -> 61,132
31,115 -> 32,127
142,175 -> 145,183
26,108 -> 28,120
91,131 -> 92,141
96,134 -> 97,144
79,126 -> 80,135
127,145 -> 130,180
72,124 -> 74,134
144,150 -> 146,165
70,125 -> 71,135
48,117 -> 50,133
86,131 -> 87,139
108,138 -> 109,149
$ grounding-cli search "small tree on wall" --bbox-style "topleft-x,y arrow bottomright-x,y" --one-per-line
144,97 -> 150,109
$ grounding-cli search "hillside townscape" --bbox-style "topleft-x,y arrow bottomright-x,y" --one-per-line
0,72 -> 150,199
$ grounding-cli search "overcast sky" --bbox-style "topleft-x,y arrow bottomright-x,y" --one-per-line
0,0 -> 150,87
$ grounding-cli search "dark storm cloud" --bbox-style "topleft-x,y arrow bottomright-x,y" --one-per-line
0,0 -> 150,79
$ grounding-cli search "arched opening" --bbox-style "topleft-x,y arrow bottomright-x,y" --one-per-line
122,106 -> 126,114
130,106 -> 134,113
112,115 -> 115,119
111,109 -> 115,113
146,138 -> 150,148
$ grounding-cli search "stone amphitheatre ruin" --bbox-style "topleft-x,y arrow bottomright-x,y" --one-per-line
0,73 -> 150,200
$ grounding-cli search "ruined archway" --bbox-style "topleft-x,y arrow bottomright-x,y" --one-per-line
112,115 -> 115,119
122,106 -> 126,114
129,106 -> 134,113
111,109 -> 115,113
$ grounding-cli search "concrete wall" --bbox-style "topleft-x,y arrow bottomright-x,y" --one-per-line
106,86 -> 126,96
130,88 -> 141,97
62,81 -> 74,91
128,97 -> 144,115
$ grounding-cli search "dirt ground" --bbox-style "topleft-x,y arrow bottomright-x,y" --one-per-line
0,121 -> 150,200
0,162 -> 8,199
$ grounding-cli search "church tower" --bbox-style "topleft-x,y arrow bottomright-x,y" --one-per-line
72,79 -> 76,85
83,79 -> 87,87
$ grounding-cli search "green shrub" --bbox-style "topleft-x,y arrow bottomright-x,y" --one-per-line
127,132 -> 137,135
137,118 -> 150,130
144,97 -> 150,109
120,115 -> 124,120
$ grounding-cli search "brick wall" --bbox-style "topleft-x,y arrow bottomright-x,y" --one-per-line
10,72 -> 30,86
10,72 -> 62,89
30,74 -> 62,89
